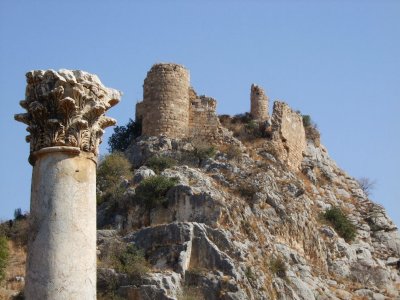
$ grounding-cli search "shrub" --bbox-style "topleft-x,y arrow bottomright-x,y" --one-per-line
0,236 -> 9,282
134,176 -> 178,209
357,177 -> 376,197
245,266 -> 257,282
97,153 -> 132,204
145,156 -> 176,174
225,144 -> 242,161
237,183 -> 257,200
302,114 -> 320,144
108,119 -> 141,153
245,120 -> 262,138
302,115 -> 312,127
322,207 -> 357,242
113,244 -> 150,279
232,112 -> 252,124
269,257 -> 287,278
192,144 -> 216,166
14,208 -> 23,221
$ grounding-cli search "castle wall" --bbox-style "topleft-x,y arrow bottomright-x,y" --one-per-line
141,63 -> 190,138
271,101 -> 306,170
250,84 -> 269,121
135,101 -> 145,122
189,96 -> 221,142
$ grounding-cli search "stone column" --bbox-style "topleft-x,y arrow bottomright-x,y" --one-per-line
15,70 -> 121,299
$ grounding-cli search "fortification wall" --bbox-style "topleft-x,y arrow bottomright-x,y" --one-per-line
140,63 -> 190,138
250,84 -> 269,121
189,96 -> 221,142
271,101 -> 306,170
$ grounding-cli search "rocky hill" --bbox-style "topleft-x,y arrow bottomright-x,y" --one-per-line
94,111 -> 400,299
2,63 -> 399,300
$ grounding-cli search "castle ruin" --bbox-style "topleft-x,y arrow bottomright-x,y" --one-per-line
136,63 -> 222,143
137,63 -> 307,170
250,84 -> 269,122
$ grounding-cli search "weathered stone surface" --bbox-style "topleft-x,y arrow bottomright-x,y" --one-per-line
250,83 -> 269,122
26,148 -> 97,299
136,63 -> 237,144
15,69 -> 121,163
271,101 -> 306,170
138,63 -> 190,139
133,166 -> 156,184
14,70 -> 120,300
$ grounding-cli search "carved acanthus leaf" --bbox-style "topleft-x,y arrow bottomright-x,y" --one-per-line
15,69 -> 121,160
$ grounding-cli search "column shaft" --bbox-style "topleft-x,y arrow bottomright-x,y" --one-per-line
25,147 -> 96,300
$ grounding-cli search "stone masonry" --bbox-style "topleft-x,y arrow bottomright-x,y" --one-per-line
136,63 -> 222,142
138,63 -> 190,138
271,101 -> 306,170
137,63 -> 306,170
250,84 -> 269,122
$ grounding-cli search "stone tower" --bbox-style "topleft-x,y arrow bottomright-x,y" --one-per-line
138,63 -> 190,138
15,70 -> 120,299
250,84 -> 269,121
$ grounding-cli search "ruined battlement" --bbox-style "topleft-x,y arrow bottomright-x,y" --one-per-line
136,63 -> 307,170
136,63 -> 223,142
271,101 -> 306,170
139,63 -> 190,138
250,84 -> 269,122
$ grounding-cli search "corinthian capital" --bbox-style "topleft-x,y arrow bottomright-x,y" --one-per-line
15,70 -> 121,162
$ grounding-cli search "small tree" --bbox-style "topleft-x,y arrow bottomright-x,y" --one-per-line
14,208 -> 23,220
108,119 -> 141,153
97,153 -> 133,204
0,235 -> 9,282
357,177 -> 376,197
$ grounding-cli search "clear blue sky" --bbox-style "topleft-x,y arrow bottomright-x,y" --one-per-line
1,1 -> 399,226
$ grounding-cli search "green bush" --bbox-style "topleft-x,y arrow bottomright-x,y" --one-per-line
113,244 -> 150,279
97,153 -> 132,204
302,115 -> 312,127
245,120 -> 262,138
145,156 -> 176,174
108,119 -> 141,153
322,207 -> 357,242
269,257 -> 287,278
134,176 -> 178,209
193,144 -> 216,166
14,208 -> 23,220
0,235 -> 9,282
301,114 -> 320,144
245,266 -> 257,282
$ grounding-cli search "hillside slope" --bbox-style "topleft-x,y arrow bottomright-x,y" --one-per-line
96,119 -> 400,299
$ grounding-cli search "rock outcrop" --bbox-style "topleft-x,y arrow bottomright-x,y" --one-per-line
96,130 -> 400,299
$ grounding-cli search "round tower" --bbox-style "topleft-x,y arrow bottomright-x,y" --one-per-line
142,63 -> 190,138
250,84 -> 269,121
